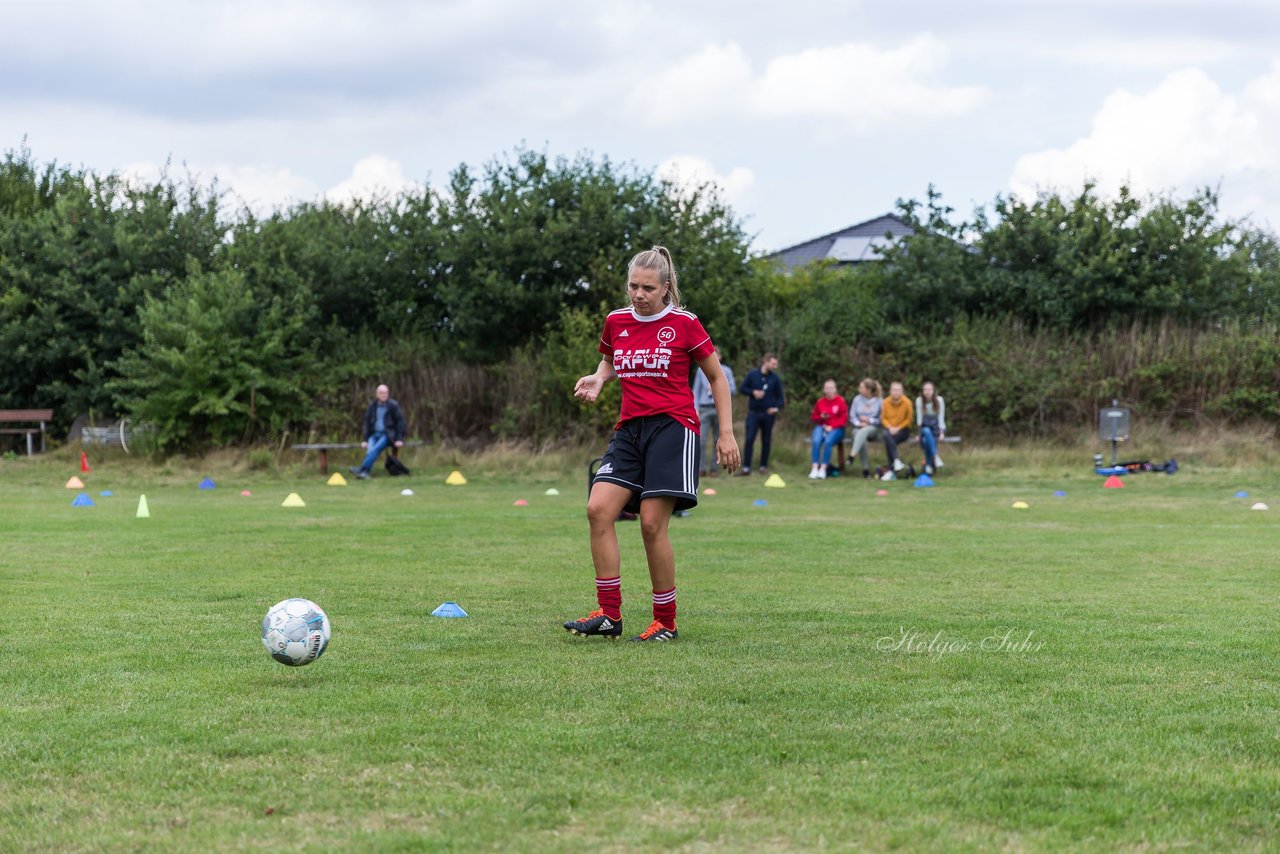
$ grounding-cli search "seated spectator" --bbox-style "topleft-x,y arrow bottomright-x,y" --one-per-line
349,383 -> 407,480
846,378 -> 883,479
916,381 -> 947,475
879,381 -> 913,481
808,379 -> 848,480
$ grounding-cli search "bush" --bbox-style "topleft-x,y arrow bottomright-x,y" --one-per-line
109,265 -> 317,449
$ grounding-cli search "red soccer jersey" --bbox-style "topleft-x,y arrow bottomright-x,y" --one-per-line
810,395 -> 849,429
598,304 -> 715,433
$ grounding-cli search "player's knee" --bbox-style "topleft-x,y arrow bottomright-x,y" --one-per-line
586,499 -> 616,528
639,515 -> 668,541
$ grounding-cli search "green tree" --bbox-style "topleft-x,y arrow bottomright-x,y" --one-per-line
433,148 -> 752,362
109,265 -> 316,449
870,183 -> 1280,331
0,147 -> 223,427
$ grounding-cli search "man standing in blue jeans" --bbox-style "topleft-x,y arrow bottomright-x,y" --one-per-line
737,353 -> 784,476
350,384 -> 407,479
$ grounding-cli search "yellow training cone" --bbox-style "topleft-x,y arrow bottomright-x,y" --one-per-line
136,494 -> 150,518
763,473 -> 786,488
1012,501 -> 1029,509
65,476 -> 85,489
445,470 -> 467,486
326,472 -> 348,486
282,493 -> 306,507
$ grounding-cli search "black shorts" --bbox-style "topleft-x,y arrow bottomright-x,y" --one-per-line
592,415 -> 701,513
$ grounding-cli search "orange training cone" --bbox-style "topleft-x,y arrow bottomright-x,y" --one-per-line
1103,475 -> 1124,489
80,452 -> 91,473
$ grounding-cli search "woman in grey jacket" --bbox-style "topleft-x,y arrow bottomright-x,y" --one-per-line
845,378 -> 883,479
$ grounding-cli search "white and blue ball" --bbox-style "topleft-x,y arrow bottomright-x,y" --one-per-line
262,598 -> 331,666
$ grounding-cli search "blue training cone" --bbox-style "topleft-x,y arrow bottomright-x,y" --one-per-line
71,493 -> 94,507
100,490 -> 113,497
913,473 -> 934,488
1235,491 -> 1249,498
753,498 -> 768,507
198,477 -> 216,490
1053,490 -> 1067,497
431,602 -> 468,618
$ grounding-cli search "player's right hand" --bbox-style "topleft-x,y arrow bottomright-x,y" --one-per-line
574,375 -> 602,402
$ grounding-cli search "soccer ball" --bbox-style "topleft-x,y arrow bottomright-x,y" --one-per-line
261,598 -> 331,666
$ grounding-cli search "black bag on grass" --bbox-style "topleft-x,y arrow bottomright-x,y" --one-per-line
385,453 -> 411,476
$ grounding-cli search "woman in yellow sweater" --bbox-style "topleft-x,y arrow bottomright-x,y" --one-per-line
879,381 -> 914,481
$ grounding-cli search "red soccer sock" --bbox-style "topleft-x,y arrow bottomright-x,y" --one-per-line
595,576 -> 622,621
652,587 -> 676,631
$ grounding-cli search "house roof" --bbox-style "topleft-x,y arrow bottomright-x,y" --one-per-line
763,213 -> 915,271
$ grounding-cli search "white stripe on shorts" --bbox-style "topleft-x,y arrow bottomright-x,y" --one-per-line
684,426 -> 694,495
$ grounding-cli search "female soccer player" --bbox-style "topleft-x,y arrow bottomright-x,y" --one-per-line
564,246 -> 739,642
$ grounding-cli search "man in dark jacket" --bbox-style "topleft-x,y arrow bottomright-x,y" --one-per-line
737,353 -> 784,476
350,384 -> 407,479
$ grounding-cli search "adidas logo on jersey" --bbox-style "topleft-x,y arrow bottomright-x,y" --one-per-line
596,463 -> 614,475
617,329 -> 629,337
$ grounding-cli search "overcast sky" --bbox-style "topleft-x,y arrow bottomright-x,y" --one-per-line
4,0 -> 1278,251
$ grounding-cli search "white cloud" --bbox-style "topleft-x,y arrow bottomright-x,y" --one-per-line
750,35 -> 988,124
117,154 -> 424,215
324,155 -> 419,207
1010,64 -> 1280,229
217,165 -> 323,213
116,160 -> 319,214
1031,36 -> 1243,70
625,35 -> 987,128
628,44 -> 754,121
657,155 -> 755,205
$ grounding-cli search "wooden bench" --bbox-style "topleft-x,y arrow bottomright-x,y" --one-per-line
292,440 -> 424,474
838,432 -> 960,472
800,431 -> 961,474
0,409 -> 54,456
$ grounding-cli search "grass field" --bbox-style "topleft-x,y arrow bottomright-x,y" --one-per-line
2,447 -> 1279,851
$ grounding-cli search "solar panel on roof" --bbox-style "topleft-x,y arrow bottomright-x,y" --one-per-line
827,235 -> 896,261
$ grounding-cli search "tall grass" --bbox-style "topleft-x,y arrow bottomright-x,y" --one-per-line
836,317 -> 1280,437
210,317 -> 1280,450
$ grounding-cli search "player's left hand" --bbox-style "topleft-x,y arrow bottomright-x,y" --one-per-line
716,434 -> 741,473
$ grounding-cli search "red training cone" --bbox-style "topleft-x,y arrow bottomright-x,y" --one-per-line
80,452 -> 91,473
1103,475 -> 1124,489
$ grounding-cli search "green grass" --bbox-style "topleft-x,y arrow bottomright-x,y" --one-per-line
2,453 -> 1279,851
